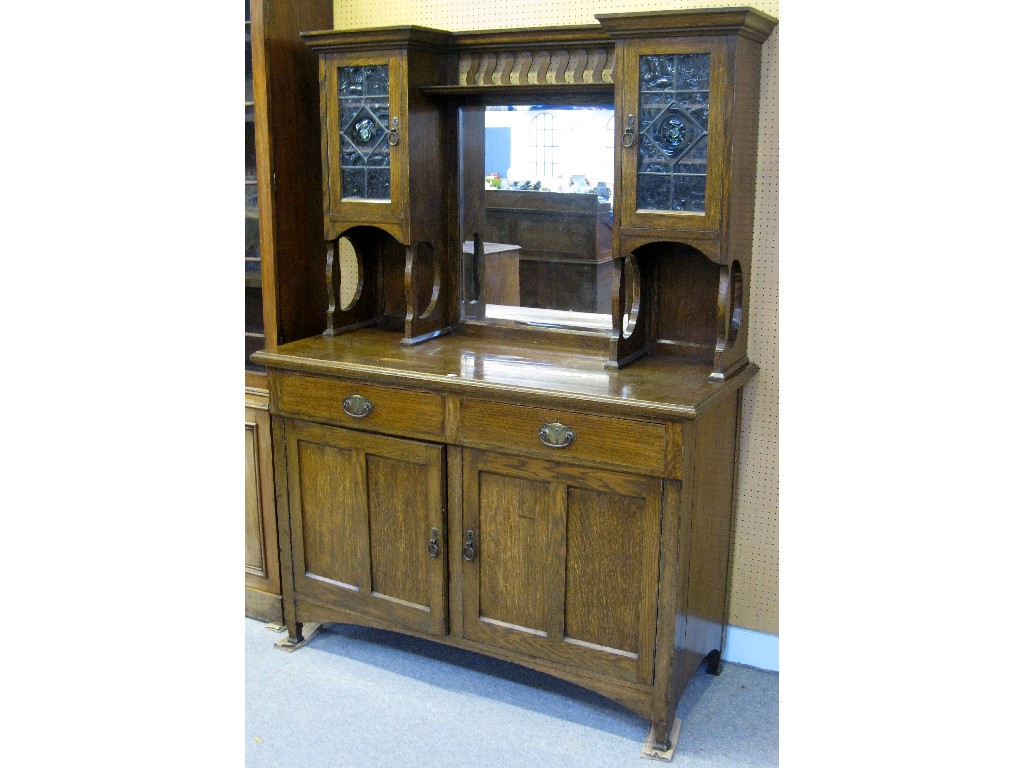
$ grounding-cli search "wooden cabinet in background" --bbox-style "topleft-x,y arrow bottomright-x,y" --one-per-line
245,394 -> 282,622
244,0 -> 332,622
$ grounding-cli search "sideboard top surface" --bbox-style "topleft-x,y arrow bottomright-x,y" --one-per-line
252,330 -> 756,419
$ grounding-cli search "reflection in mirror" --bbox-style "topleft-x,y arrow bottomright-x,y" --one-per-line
460,104 -> 615,333
459,352 -> 611,392
622,253 -> 641,339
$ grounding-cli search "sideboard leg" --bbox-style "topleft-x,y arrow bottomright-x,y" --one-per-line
273,621 -> 323,652
651,728 -> 672,753
641,716 -> 682,760
705,649 -> 724,676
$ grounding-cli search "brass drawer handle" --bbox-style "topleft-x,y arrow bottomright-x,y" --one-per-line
539,422 -> 576,449
342,394 -> 373,418
462,529 -> 477,561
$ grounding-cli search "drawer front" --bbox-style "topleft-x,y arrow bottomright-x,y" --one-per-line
271,372 -> 445,441
456,398 -> 668,475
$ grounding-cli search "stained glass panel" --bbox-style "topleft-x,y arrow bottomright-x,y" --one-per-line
337,64 -> 391,201
636,53 -> 710,213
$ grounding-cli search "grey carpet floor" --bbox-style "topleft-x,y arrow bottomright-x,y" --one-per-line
245,617 -> 778,767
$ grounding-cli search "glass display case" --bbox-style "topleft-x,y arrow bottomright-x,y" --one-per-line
322,54 -> 404,230
615,36 -> 727,234
244,4 -> 263,372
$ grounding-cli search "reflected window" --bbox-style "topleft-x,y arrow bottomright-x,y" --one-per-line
529,112 -> 558,178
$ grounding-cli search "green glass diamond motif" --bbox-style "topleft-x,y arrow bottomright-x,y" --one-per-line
642,102 -> 706,161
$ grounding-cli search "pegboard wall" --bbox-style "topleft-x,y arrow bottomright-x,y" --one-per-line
331,0 -> 780,636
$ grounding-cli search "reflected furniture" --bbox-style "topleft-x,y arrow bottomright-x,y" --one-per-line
484,189 -> 612,313
462,240 -> 521,307
252,7 -> 776,753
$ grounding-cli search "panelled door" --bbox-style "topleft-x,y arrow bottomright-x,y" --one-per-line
322,50 -> 408,234
617,36 -> 728,234
285,419 -> 446,636
460,449 -> 662,684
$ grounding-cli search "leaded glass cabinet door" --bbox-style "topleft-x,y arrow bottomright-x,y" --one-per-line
322,51 -> 408,239
618,38 -> 727,234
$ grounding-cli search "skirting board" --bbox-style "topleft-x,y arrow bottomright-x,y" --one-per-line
723,626 -> 778,672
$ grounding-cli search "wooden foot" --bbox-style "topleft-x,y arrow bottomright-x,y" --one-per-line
705,649 -> 724,676
641,717 -> 682,761
274,622 -> 323,652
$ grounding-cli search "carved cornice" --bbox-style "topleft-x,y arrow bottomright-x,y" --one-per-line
302,25 -> 452,54
596,8 -> 778,43
457,47 -> 615,87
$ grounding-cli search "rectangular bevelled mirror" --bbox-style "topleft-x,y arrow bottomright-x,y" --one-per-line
459,103 -> 615,334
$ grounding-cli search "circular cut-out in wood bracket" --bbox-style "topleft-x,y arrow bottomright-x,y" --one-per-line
728,260 -> 743,347
621,252 -> 641,339
337,235 -> 363,311
416,241 -> 441,319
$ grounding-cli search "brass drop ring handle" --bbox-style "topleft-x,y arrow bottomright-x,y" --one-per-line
427,527 -> 440,558
342,394 -> 373,418
622,113 -> 636,148
462,529 -> 477,561
388,116 -> 400,146
539,422 -> 576,449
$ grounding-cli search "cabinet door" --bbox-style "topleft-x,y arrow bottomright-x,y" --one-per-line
285,419 -> 446,636
460,450 -> 661,684
618,37 -> 727,234
322,51 -> 407,235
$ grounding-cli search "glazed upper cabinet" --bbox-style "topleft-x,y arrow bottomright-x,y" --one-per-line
306,29 -> 448,247
599,9 -> 777,241
283,418 -> 447,637
615,37 -> 726,234
460,449 -> 662,685
598,9 -> 777,379
305,28 -> 451,345
319,52 -> 406,234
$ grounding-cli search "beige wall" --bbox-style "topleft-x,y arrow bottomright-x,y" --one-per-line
331,0 -> 780,636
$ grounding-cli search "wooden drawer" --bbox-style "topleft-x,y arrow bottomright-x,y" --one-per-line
455,398 -> 670,476
271,372 -> 445,442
